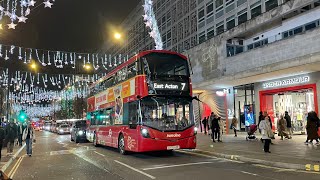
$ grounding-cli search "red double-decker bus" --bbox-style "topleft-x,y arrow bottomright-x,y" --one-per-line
86,50 -> 197,154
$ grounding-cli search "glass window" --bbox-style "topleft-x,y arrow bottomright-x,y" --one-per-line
215,0 -> 223,8
206,3 -> 214,15
294,27 -> 303,34
238,12 -> 247,25
198,9 -> 205,19
199,33 -> 206,43
283,31 -> 289,38
305,22 -> 317,31
216,24 -> 224,35
142,53 -> 189,76
265,0 -> 278,11
141,97 -> 194,131
227,19 -> 235,30
207,27 -> 215,39
227,45 -> 235,57
251,5 -> 261,19
247,44 -> 253,50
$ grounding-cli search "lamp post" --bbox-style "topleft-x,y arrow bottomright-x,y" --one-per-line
114,26 -> 147,53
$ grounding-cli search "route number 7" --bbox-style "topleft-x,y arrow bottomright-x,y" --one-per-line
181,83 -> 186,90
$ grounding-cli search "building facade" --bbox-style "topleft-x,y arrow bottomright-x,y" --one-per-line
186,0 -> 320,133
109,0 -> 320,133
109,0 -> 287,56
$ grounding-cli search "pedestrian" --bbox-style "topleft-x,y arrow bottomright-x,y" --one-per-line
218,117 -> 224,142
305,111 -> 319,145
259,116 -> 273,153
202,117 -> 208,134
0,124 -> 5,160
17,122 -> 24,146
22,123 -> 36,157
211,114 -> 221,142
284,111 -> 292,139
208,113 -> 214,137
277,115 -> 289,140
5,119 -> 17,156
231,116 -> 238,137
258,111 -> 264,127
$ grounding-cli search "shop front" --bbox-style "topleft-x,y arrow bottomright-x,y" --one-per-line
256,73 -> 319,134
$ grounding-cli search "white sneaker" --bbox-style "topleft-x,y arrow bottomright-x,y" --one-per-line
305,142 -> 309,145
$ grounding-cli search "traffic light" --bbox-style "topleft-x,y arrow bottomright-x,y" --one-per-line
18,110 -> 27,122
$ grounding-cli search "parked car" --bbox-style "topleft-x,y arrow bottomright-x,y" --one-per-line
57,124 -> 71,135
71,120 -> 87,143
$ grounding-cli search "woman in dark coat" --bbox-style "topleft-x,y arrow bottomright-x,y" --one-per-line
305,111 -> 319,145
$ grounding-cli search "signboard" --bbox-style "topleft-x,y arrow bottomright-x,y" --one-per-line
153,82 -> 188,91
244,105 -> 254,126
95,91 -> 107,109
262,76 -> 310,89
87,97 -> 96,112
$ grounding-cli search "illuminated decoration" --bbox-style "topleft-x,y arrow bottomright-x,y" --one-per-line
0,0 -> 55,29
262,76 -> 310,89
0,43 -> 129,70
143,0 -> 163,50
216,91 -> 225,96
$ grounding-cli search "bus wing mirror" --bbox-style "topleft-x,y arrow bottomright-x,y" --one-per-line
192,96 -> 202,102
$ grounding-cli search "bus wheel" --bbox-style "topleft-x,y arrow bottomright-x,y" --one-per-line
75,136 -> 79,143
93,134 -> 99,147
71,136 -> 74,141
118,134 -> 126,155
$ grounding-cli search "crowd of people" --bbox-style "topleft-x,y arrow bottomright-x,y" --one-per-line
202,110 -> 320,154
0,119 -> 36,160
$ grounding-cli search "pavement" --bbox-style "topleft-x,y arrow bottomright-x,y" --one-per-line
190,132 -> 320,172
0,131 -> 319,180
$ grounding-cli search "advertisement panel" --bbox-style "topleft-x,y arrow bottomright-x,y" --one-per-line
87,97 -> 96,112
244,105 -> 254,126
95,91 -> 108,109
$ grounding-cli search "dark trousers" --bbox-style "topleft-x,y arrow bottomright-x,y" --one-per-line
264,139 -> 271,152
0,143 -> 2,159
203,124 -> 207,134
18,134 -> 22,146
212,128 -> 220,141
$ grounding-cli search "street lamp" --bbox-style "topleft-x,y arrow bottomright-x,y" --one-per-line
83,64 -> 92,71
114,32 -> 122,40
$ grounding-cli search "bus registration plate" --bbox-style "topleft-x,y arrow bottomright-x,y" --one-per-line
167,145 -> 180,150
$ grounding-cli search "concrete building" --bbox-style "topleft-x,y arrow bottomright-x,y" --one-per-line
108,0 -> 320,133
186,0 -> 320,133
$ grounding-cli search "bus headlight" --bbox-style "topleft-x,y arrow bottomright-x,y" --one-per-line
141,128 -> 150,138
59,129 -> 64,133
194,127 -> 198,135
78,130 -> 84,136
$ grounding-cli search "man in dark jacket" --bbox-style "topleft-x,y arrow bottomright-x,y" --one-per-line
5,120 -> 17,156
211,115 -> 221,142
284,111 -> 292,139
202,117 -> 208,134
0,124 -> 5,160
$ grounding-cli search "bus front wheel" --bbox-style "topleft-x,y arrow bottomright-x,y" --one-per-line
118,134 -> 127,155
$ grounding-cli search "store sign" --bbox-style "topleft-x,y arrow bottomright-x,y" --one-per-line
262,76 -> 310,89
153,82 -> 188,91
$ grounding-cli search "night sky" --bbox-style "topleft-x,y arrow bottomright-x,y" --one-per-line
0,0 -> 141,53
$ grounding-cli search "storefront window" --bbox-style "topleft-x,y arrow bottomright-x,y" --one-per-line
234,84 -> 255,130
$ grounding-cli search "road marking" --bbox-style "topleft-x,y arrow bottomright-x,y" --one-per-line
241,171 -> 258,176
94,151 -> 105,157
50,150 -> 72,155
114,160 -> 156,179
142,161 -> 214,170
8,155 -> 24,178
176,150 -> 244,164
253,164 -> 320,175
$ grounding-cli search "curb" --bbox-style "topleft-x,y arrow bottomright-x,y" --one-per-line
1,144 -> 26,172
178,149 -> 320,172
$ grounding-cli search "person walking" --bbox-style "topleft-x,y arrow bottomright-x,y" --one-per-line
211,114 -> 221,142
284,111 -> 292,139
0,124 -> 5,160
305,111 -> 319,145
5,120 -> 17,156
231,116 -> 238,137
22,123 -> 36,157
218,117 -> 224,142
17,122 -> 24,146
259,116 -> 273,153
202,117 -> 208,134
278,115 -> 289,140
208,113 -> 214,137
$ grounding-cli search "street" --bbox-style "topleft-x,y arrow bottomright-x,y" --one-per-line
3,131 -> 320,180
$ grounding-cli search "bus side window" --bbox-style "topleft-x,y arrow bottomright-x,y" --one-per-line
129,102 -> 138,125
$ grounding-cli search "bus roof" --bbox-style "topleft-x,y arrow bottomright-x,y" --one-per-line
90,50 -> 187,88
